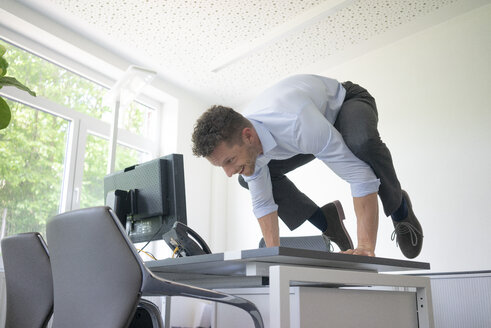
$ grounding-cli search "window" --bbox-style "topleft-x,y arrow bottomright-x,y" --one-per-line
4,38 -> 112,121
79,134 -> 152,208
0,100 -> 69,236
0,39 -> 160,252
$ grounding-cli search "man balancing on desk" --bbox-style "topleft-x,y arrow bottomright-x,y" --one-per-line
191,74 -> 423,259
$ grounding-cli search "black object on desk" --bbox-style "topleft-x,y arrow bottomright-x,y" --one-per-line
162,221 -> 212,257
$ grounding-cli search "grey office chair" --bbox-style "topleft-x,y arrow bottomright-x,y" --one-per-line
46,206 -> 263,328
1,232 -> 53,328
1,232 -> 162,328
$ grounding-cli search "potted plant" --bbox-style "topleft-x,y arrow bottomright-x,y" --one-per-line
0,43 -> 36,130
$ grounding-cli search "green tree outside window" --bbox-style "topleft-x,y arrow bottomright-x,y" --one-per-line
0,39 -> 152,240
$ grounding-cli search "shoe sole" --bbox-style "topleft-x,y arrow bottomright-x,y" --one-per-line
332,200 -> 354,250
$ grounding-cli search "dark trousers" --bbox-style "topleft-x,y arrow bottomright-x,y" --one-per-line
239,81 -> 402,230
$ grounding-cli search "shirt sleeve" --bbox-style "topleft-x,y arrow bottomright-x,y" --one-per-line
294,101 -> 380,197
243,166 -> 278,218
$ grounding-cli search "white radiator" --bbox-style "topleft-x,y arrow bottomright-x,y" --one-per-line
428,271 -> 491,328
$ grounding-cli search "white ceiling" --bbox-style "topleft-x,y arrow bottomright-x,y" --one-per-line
10,0 -> 488,107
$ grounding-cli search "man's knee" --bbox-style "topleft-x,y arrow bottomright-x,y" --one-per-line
345,135 -> 382,161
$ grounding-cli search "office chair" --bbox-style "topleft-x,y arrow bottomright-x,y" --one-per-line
1,233 -> 163,328
46,206 -> 264,328
1,232 -> 53,328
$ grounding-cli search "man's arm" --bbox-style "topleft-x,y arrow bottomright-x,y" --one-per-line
343,192 -> 379,256
257,211 -> 280,247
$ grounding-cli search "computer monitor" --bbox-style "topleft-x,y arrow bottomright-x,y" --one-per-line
104,154 -> 211,257
104,154 -> 187,244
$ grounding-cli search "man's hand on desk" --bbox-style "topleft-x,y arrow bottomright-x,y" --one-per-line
347,193 -> 378,257
341,246 -> 375,257
257,207 -> 378,257
258,211 -> 280,247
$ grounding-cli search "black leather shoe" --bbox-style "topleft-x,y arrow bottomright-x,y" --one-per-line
391,190 -> 424,259
321,201 -> 353,251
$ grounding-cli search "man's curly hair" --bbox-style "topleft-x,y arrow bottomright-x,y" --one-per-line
192,105 -> 252,157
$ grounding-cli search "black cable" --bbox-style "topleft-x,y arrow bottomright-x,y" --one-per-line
137,223 -> 165,254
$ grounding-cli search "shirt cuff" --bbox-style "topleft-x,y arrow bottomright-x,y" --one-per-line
253,204 -> 279,219
350,178 -> 381,197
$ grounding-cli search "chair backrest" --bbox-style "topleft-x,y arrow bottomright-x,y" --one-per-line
1,232 -> 53,328
47,206 -> 144,328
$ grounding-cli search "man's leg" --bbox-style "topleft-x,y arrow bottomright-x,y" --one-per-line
239,154 -> 317,230
335,82 -> 423,258
238,154 -> 353,251
335,83 -> 401,216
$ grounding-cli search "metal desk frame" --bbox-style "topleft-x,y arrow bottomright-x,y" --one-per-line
147,247 -> 434,328
268,265 -> 433,328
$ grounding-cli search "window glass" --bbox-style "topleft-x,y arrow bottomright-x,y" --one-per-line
0,39 -> 112,121
0,100 -> 69,238
121,101 -> 156,138
80,134 -> 152,208
2,39 -> 156,138
115,144 -> 152,172
80,134 -> 108,208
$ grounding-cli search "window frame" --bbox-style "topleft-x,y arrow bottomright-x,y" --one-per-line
0,33 -> 162,214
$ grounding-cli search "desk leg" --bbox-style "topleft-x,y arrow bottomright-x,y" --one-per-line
416,282 -> 434,328
269,266 -> 291,328
163,296 -> 171,328
268,265 -> 434,328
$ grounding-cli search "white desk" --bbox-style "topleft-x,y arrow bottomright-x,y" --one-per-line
147,247 -> 433,328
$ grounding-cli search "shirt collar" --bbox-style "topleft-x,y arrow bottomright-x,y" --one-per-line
250,119 -> 276,154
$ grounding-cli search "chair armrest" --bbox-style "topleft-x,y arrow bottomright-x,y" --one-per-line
141,272 -> 263,328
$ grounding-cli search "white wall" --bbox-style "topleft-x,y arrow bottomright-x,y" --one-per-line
155,86 -> 228,255
175,98 -> 230,254
224,4 -> 491,273
175,96 -> 215,251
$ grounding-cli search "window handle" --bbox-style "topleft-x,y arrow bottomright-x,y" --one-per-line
73,187 -> 80,207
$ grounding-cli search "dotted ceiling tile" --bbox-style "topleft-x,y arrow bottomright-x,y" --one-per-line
48,0 -> 326,63
204,0 -> 462,105
43,0 -> 465,106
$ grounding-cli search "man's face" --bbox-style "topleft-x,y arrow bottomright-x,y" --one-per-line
207,140 -> 259,177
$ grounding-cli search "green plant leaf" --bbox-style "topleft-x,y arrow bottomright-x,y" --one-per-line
0,96 -> 11,130
0,56 -> 8,77
0,76 -> 36,96
0,44 -> 5,56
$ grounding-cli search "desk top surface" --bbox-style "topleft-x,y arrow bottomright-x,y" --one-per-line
146,247 -> 430,276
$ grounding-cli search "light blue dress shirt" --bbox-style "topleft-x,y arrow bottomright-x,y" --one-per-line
242,74 -> 380,219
